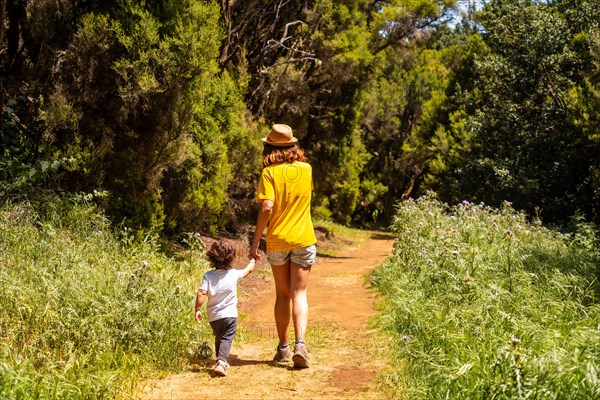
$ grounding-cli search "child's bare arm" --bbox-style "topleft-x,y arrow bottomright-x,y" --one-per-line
241,258 -> 256,278
194,289 -> 207,323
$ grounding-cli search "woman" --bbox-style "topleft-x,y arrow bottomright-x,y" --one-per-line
249,124 -> 317,369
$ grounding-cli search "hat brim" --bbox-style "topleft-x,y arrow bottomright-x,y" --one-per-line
261,137 -> 299,147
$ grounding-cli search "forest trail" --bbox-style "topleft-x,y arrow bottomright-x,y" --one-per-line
137,232 -> 395,399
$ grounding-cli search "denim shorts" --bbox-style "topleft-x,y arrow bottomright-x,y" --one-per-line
267,244 -> 317,268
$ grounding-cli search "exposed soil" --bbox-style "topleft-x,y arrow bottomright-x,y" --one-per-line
137,231 -> 395,399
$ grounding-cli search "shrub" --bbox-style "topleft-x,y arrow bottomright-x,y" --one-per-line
372,194 -> 600,399
0,199 -> 210,398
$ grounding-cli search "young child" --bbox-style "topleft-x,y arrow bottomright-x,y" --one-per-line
195,240 -> 255,376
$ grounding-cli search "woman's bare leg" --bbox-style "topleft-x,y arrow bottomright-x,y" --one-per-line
290,262 -> 311,342
271,261 -> 291,345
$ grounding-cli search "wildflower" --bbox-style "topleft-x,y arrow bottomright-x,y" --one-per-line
505,229 -> 513,235
511,337 -> 521,344
402,335 -> 411,341
142,260 -> 149,266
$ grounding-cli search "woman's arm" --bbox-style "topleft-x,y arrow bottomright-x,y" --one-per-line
249,199 -> 273,260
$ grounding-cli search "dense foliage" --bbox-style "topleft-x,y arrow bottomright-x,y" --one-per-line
1,0 -> 263,235
372,195 -> 600,399
1,1 -> 600,229
0,199 -> 210,397
435,0 -> 600,222
4,2 -> 600,397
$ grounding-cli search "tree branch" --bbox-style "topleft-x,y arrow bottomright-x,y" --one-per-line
258,57 -> 320,75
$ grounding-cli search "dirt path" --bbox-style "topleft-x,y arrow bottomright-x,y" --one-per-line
137,232 -> 394,399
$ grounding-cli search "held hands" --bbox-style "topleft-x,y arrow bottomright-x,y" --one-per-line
248,243 -> 262,260
195,310 -> 203,323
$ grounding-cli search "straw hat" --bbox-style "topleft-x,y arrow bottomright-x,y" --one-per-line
261,124 -> 298,147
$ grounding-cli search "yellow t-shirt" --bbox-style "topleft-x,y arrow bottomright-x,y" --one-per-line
256,161 -> 317,251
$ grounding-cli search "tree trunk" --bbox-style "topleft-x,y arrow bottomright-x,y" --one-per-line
219,0 -> 240,68
6,0 -> 18,63
0,0 -> 7,47
1,0 -> 6,108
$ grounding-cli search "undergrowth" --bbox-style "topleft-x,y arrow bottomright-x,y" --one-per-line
372,194 -> 600,399
0,198 -> 210,399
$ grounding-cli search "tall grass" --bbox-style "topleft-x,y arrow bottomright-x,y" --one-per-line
0,199 -> 210,399
372,194 -> 600,399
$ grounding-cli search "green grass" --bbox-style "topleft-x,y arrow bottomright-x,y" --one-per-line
0,199 -> 211,399
312,218 -> 369,258
371,194 -> 600,399
313,218 -> 367,242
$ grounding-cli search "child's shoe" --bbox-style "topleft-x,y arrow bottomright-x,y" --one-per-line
213,359 -> 229,376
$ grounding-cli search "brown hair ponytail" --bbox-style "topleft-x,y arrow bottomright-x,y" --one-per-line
262,144 -> 306,168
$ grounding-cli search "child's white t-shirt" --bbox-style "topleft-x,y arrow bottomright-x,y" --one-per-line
199,269 -> 245,322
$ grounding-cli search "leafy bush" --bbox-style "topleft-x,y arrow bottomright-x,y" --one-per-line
1,0 -> 262,235
372,194 -> 600,399
0,199 -> 210,398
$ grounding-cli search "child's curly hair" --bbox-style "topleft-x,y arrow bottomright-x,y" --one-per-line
206,240 -> 235,270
